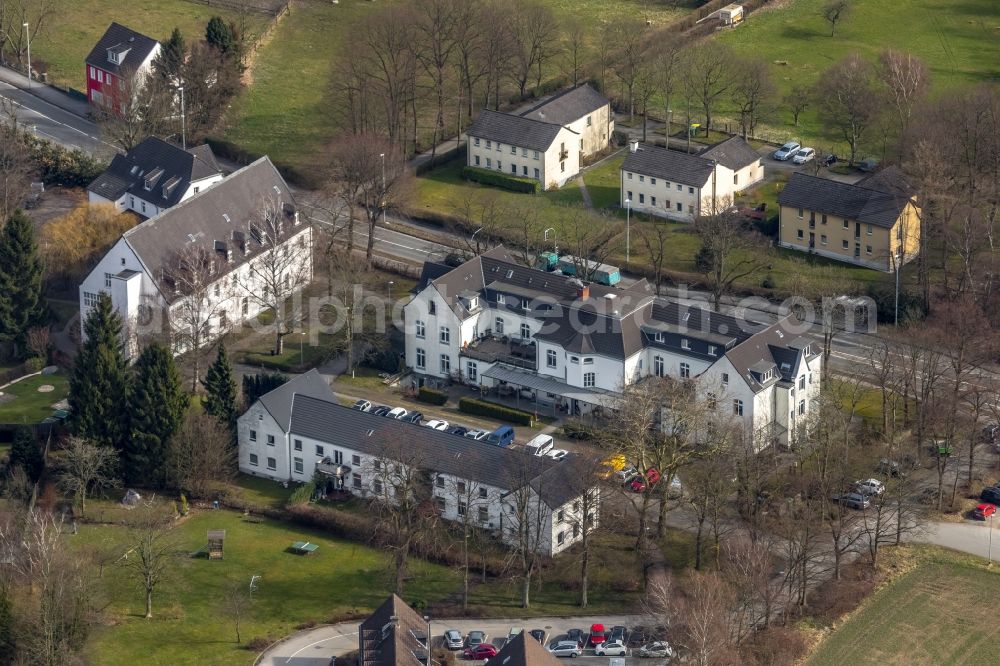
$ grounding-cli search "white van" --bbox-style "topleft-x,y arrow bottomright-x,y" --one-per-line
524,434 -> 555,457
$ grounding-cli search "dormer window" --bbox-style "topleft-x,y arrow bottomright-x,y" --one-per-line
654,332 -> 664,343
468,296 -> 478,309
681,339 -> 690,350
497,293 -> 505,304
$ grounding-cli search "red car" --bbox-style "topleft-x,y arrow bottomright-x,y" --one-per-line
589,623 -> 606,646
628,469 -> 662,493
464,644 -> 498,660
974,503 -> 997,520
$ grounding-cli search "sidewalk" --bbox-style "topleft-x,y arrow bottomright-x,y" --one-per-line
0,65 -> 91,119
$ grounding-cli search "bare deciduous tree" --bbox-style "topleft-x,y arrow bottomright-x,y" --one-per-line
412,0 -> 460,159
122,507 -> 176,619
608,19 -> 649,123
731,58 -> 776,139
682,43 -> 735,134
235,196 -> 312,355
815,54 -> 882,165
822,0 -> 851,36
56,436 -> 118,516
674,571 -> 736,666
168,410 -> 236,496
505,0 -> 560,98
640,223 -> 670,295
878,49 -> 928,142
783,85 -> 811,127
694,203 -> 770,310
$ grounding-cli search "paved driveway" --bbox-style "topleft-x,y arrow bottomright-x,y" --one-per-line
258,614 -> 646,665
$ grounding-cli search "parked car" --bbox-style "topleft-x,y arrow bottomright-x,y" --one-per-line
372,405 -> 391,417
637,642 -> 674,658
448,426 -> 469,437
425,419 -> 450,431
546,449 -> 569,462
402,412 -> 423,425
387,407 -> 409,419
588,623 -> 607,646
773,141 -> 801,161
834,492 -> 870,510
508,627 -> 523,641
858,158 -> 879,172
629,469 -> 661,493
529,629 -> 547,645
595,641 -> 627,657
547,640 -> 582,658
486,425 -> 515,447
352,399 -> 372,412
981,485 -> 1000,504
792,147 -> 815,164
616,465 -> 638,484
444,630 -> 464,650
463,644 -> 497,660
465,429 -> 488,441
822,153 -> 838,167
609,626 -> 628,644
974,503 -> 997,520
465,631 -> 487,648
565,628 -> 584,647
524,434 -> 555,457
854,478 -> 885,496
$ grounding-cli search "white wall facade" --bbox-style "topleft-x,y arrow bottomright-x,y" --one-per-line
467,126 -> 581,191
238,402 -> 290,480
564,103 -> 613,158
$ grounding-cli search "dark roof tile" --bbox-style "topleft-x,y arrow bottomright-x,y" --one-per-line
777,172 -> 911,229
467,109 -> 569,152
621,144 -> 715,187
85,22 -> 159,76
699,136 -> 761,171
518,84 -> 610,126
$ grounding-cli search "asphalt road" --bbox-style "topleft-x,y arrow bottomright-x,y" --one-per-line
259,614 -> 647,666
0,80 -> 112,157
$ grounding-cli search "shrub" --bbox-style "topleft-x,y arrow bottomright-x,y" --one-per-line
179,493 -> 189,516
23,357 -> 45,373
562,419 -> 596,440
27,136 -> 106,187
462,166 -> 540,194
417,386 -> 448,406
287,482 -> 315,507
458,397 -> 533,426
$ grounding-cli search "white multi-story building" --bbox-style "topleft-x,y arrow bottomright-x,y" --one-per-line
87,137 -> 224,218
466,85 -> 613,191
79,156 -> 312,356
620,137 -> 764,222
237,371 -> 596,557
403,247 -> 821,450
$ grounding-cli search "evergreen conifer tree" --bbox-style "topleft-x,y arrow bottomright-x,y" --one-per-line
8,427 -> 44,483
205,16 -> 236,57
126,342 -> 188,488
0,210 -> 44,357
202,342 -> 238,442
68,293 -> 129,450
153,27 -> 186,82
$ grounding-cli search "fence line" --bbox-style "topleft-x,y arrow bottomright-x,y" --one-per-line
183,0 -> 288,17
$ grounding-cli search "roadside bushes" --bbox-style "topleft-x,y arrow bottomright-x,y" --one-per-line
417,386 -> 448,406
462,166 -> 540,194
27,136 -> 106,187
287,481 -> 315,507
458,397 -> 533,426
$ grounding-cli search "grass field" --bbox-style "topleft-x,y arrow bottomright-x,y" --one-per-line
30,0 -> 268,92
809,545 -> 1000,665
718,0 -> 1000,146
80,508 -> 461,665
0,371 -> 68,423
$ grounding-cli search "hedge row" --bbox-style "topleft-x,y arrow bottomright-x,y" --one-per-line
418,386 -> 448,406
27,136 -> 106,187
462,166 -> 540,194
458,397 -> 533,426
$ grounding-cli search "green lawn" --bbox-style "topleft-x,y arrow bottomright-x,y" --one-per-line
80,509 -> 461,665
0,371 -> 68,424
229,473 -> 295,510
808,546 -> 1000,665
222,0 -> 370,174
718,0 -> 1000,146
31,0 -> 268,92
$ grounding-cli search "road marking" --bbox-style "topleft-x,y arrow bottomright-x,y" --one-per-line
0,87 -> 113,150
285,630 -> 359,663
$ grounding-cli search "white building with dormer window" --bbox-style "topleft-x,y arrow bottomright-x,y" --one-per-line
403,246 -> 822,450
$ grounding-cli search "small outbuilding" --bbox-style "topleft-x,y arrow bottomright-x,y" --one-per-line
720,4 -> 744,27
207,530 -> 226,560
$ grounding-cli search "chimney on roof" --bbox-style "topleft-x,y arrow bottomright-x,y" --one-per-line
629,139 -> 639,153
578,284 -> 590,300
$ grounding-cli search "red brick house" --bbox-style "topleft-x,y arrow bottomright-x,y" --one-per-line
85,23 -> 161,113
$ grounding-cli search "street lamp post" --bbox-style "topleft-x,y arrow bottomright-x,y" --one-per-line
989,510 -> 994,567
23,22 -> 30,88
299,331 -> 305,365
178,86 -> 186,150
424,616 -> 432,666
379,152 -> 386,226
470,226 -> 483,254
543,227 -> 557,255
387,280 -> 394,301
624,198 -> 632,266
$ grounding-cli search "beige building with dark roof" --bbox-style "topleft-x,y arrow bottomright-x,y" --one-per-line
777,169 -> 920,272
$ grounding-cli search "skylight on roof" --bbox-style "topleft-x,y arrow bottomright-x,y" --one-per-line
223,213 -> 231,223
506,269 -> 514,278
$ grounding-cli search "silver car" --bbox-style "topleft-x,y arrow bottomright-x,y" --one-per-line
444,629 -> 463,650
638,641 -> 674,658
547,640 -> 582,658
773,141 -> 801,161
